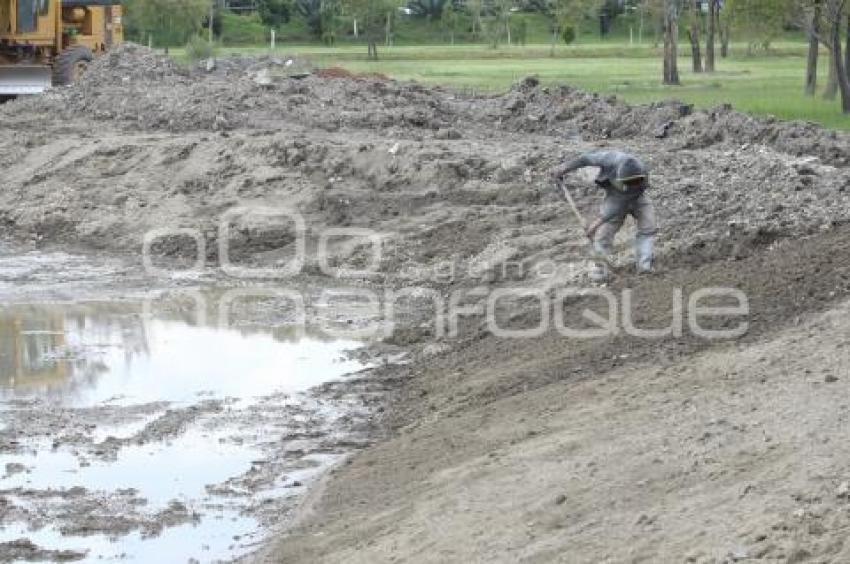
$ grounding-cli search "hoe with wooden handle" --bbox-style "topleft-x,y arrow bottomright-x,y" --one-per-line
557,180 -> 616,270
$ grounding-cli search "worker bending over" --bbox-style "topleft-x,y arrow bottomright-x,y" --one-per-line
552,150 -> 657,282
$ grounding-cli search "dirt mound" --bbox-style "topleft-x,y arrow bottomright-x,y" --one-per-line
4,52 -> 846,170
1,47 -> 443,132
315,67 -> 390,81
83,42 -> 189,87
496,77 -> 850,167
0,55 -> 849,281
0,63 -> 849,282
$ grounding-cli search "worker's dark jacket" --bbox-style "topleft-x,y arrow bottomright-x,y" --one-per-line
561,150 -> 650,194
559,150 -> 656,230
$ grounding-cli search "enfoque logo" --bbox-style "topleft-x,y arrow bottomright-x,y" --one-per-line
141,205 -> 749,341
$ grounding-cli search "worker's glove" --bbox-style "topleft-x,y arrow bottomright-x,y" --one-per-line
550,163 -> 569,182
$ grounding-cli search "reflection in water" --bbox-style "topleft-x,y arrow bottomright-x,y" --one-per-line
0,312 -> 68,388
0,299 -> 364,405
0,305 -> 150,401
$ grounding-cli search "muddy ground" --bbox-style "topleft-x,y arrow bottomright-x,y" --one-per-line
0,287 -> 392,562
1,43 -> 850,562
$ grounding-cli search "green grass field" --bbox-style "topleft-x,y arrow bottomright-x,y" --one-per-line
177,41 -> 850,130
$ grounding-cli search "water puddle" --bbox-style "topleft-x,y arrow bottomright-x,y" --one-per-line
0,294 -> 374,562
0,307 -> 363,406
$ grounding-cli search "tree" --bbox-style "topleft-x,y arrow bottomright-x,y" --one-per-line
125,0 -> 212,46
686,0 -> 702,73
719,4 -> 731,56
548,0 -> 569,53
824,0 -> 850,112
803,0 -> 822,95
514,15 -> 529,45
344,0 -> 394,58
296,0 -> 325,37
321,0 -> 342,45
662,0 -> 680,85
600,0 -> 623,35
496,0 -> 513,44
705,0 -> 719,72
825,49 -> 839,98
408,0 -> 448,20
546,0 -> 598,50
441,0 -> 458,44
724,0 -> 786,54
639,0 -> 666,48
845,8 -> 850,81
796,0 -> 850,107
257,0 -> 293,26
467,0 -> 483,40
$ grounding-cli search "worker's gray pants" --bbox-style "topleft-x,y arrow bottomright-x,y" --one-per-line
592,192 -> 657,278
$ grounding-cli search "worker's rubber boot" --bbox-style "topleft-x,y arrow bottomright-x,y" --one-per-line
634,196 -> 656,275
635,232 -> 655,274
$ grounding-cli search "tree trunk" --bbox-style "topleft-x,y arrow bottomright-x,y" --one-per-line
706,0 -> 716,72
825,48 -> 838,99
663,3 -> 680,85
831,2 -> 850,113
208,1 -> 215,44
845,13 -> 850,82
550,26 -> 557,57
720,19 -> 729,57
639,6 -> 645,44
689,20 -> 703,73
806,1 -> 822,95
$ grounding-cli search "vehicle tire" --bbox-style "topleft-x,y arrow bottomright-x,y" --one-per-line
52,46 -> 94,87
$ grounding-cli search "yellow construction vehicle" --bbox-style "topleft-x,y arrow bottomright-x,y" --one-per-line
0,0 -> 123,95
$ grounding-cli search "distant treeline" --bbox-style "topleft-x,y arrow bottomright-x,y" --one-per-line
122,0 -> 799,49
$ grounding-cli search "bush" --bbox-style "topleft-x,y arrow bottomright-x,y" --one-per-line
219,11 -> 269,45
185,35 -> 216,61
513,16 -> 528,46
257,0 -> 292,26
561,24 -> 575,45
277,16 -> 314,43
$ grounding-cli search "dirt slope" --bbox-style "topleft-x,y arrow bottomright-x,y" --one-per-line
269,295 -> 850,564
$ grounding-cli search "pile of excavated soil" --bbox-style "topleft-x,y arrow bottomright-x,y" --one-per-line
83,42 -> 189,86
500,77 -> 850,167
4,46 -> 849,166
0,47 -> 848,285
